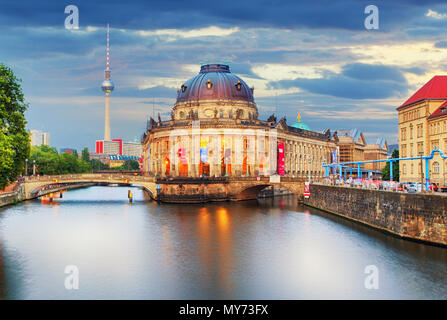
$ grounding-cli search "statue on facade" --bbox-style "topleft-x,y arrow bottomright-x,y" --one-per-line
214,108 -> 218,118
236,109 -> 243,119
171,110 -> 175,120
149,117 -> 156,128
267,114 -> 277,123
158,113 -> 162,123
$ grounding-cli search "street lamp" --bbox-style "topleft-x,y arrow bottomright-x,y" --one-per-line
419,151 -> 424,193
25,159 -> 28,176
33,159 -> 36,176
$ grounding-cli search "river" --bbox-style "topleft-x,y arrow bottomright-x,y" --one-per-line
0,185 -> 446,299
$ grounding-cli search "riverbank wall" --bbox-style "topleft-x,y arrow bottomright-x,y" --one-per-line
304,184 -> 447,247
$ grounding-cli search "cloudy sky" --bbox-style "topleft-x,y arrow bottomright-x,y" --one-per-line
2,0 -> 447,150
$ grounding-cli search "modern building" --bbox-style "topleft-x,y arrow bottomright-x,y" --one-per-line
141,64 -> 338,178
95,139 -> 143,157
29,130 -> 50,147
397,75 -> 447,185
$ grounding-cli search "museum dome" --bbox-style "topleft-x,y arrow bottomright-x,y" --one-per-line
176,64 -> 254,104
291,113 -> 310,131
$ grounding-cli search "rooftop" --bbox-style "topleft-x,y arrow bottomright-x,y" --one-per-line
398,75 -> 447,109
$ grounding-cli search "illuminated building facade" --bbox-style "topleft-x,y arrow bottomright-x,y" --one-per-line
141,64 -> 338,178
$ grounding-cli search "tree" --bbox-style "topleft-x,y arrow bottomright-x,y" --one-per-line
28,145 -> 92,175
382,149 -> 399,181
91,159 -> 109,171
81,147 -> 90,162
0,63 -> 30,188
123,159 -> 140,170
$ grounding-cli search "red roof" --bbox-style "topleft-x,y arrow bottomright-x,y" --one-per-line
428,100 -> 447,119
398,76 -> 447,110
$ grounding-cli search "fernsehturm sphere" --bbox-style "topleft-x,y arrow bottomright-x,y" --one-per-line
101,24 -> 114,141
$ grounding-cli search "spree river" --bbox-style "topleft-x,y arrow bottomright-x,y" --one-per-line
0,185 -> 447,299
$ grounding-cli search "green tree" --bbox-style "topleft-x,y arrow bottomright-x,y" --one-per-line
0,63 -> 30,188
382,149 -> 399,181
29,145 -> 60,175
123,159 -> 140,170
81,147 -> 90,162
28,145 -> 92,175
90,159 -> 109,171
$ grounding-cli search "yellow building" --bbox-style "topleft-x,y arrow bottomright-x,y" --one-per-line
397,75 -> 447,185
334,129 -> 388,176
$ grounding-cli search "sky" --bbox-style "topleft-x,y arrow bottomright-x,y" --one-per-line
2,0 -> 447,151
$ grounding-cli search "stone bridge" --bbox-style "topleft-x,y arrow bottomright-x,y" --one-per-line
23,174 -> 305,203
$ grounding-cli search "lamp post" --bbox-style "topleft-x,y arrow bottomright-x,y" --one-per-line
419,151 -> 424,193
25,159 -> 28,176
32,160 -> 36,176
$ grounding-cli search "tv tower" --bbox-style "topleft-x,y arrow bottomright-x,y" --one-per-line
101,23 -> 114,141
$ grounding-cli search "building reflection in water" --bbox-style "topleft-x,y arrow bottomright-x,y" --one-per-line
195,206 -> 234,297
215,207 -> 233,297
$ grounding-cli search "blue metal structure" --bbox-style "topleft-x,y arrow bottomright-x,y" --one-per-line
322,148 -> 447,189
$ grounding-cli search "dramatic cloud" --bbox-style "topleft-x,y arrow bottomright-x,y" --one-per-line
2,0 -> 447,149
269,63 -> 409,99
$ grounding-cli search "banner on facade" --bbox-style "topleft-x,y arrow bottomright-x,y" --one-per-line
224,148 -> 231,164
200,147 -> 208,163
278,142 -> 285,176
178,148 -> 187,164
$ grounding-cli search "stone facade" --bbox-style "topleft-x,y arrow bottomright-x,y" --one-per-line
305,184 -> 447,247
397,76 -> 447,185
141,64 -> 338,180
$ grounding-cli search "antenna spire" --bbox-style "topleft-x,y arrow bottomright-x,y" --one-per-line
105,24 -> 111,80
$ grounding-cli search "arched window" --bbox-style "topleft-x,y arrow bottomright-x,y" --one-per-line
179,111 -> 184,119
434,161 -> 440,174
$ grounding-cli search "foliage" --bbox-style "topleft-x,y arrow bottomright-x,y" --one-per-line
119,160 -> 140,171
0,63 -> 30,188
382,149 -> 399,181
28,145 -> 92,175
81,147 -> 90,162
90,158 -> 109,171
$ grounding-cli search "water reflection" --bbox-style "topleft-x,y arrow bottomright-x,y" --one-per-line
0,186 -> 446,299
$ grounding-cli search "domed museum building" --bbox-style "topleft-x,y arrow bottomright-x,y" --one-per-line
141,64 -> 338,178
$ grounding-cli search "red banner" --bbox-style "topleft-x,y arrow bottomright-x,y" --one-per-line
278,142 -> 285,176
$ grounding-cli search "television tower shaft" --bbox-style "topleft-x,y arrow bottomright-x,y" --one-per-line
101,24 -> 114,141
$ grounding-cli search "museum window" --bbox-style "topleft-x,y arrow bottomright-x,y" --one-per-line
434,162 -> 440,174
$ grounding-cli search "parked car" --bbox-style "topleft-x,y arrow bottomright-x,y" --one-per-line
407,183 -> 418,193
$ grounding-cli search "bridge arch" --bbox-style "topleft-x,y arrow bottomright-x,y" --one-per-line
23,174 -> 158,201
234,183 -> 302,201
